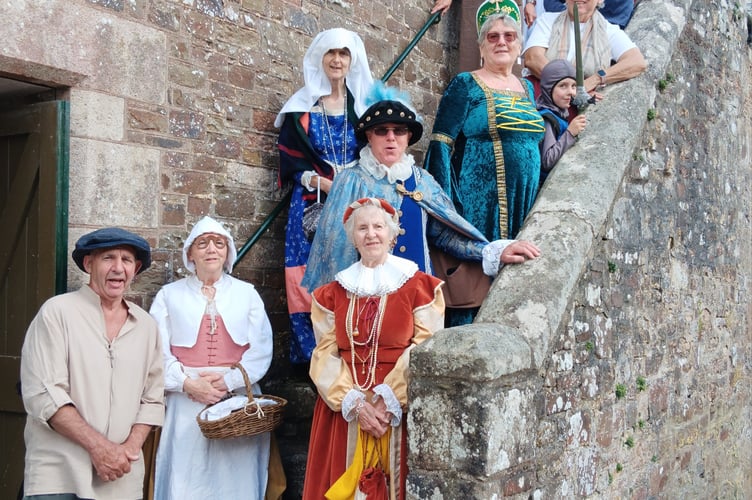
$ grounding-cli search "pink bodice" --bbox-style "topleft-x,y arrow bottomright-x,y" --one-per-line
171,313 -> 249,367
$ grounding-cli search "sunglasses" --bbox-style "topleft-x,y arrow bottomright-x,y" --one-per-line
485,31 -> 518,44
371,126 -> 410,136
193,235 -> 227,250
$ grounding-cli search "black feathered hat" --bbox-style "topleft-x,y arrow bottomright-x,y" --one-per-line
356,99 -> 423,145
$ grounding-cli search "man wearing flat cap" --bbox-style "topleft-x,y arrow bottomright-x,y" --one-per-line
20,228 -> 164,500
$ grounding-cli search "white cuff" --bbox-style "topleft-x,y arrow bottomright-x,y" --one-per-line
372,384 -> 402,427
301,171 -> 317,191
481,240 -> 513,276
342,389 -> 366,422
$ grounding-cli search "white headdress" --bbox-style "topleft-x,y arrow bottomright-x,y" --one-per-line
274,28 -> 373,127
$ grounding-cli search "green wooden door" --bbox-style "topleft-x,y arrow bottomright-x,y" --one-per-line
0,100 -> 69,499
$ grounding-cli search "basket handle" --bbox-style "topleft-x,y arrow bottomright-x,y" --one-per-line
232,362 -> 255,401
232,362 -> 267,420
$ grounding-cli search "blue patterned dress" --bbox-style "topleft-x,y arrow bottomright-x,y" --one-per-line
278,99 -> 360,363
425,72 -> 545,241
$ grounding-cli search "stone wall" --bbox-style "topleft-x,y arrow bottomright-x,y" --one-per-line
408,0 -> 752,497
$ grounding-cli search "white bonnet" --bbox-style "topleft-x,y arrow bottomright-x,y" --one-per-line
182,216 -> 237,274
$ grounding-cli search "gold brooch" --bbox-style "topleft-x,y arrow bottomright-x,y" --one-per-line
396,182 -> 424,201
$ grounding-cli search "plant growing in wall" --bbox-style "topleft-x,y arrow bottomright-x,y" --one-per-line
625,436 -> 635,448
657,73 -> 674,92
615,383 -> 627,399
636,376 -> 647,392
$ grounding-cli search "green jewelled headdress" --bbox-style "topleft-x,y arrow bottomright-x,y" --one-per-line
476,0 -> 521,34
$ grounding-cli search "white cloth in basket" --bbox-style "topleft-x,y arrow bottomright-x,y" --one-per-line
200,395 -> 279,422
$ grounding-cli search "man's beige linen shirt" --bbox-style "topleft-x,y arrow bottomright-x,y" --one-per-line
21,285 -> 164,499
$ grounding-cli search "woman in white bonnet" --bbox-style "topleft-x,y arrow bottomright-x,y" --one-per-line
276,28 -> 374,365
150,216 -> 275,499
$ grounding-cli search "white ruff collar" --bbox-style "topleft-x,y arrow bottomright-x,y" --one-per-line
335,254 -> 418,296
359,145 -> 415,184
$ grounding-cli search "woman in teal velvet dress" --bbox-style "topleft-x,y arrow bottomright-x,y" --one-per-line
425,13 -> 544,243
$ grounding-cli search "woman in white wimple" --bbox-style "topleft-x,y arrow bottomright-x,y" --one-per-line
276,28 -> 374,365
150,216 -> 273,499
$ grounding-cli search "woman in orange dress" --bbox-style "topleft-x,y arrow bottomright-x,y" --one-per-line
302,198 -> 445,500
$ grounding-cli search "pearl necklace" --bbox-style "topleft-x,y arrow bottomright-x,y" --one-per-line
345,292 -> 387,391
320,96 -> 348,172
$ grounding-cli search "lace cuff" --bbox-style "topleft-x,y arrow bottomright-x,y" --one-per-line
342,389 -> 366,422
481,240 -> 513,276
372,384 -> 402,427
301,170 -> 317,192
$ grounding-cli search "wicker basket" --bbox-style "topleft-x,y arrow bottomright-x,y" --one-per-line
196,363 -> 287,439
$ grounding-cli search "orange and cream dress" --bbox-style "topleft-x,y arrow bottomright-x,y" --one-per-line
302,255 -> 444,500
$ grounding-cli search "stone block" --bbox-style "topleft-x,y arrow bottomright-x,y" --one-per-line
169,110 -> 205,139
206,132 -> 242,159
128,107 -> 168,133
148,1 -> 181,31
4,5 -> 172,98
70,89 -> 124,141
160,195 -> 186,226
411,323 -> 532,381
162,151 -> 189,169
543,389 -> 578,415
409,382 -> 537,476
169,61 -> 207,89
168,170 -> 215,196
214,186 -> 256,217
187,196 -> 212,217
69,138 -> 160,228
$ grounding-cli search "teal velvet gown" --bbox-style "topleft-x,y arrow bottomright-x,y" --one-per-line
425,72 -> 545,241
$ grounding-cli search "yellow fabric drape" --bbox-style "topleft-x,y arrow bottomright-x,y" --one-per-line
325,428 -> 391,499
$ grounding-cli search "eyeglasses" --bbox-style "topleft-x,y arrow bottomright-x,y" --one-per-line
193,235 -> 227,250
371,126 -> 410,136
485,31 -> 518,44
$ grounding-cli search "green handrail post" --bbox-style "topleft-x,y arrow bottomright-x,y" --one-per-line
234,11 -> 443,267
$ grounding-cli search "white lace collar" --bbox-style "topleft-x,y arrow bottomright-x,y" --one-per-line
359,145 -> 415,184
335,254 -> 418,296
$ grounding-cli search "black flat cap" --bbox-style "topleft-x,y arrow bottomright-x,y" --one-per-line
72,227 -> 152,274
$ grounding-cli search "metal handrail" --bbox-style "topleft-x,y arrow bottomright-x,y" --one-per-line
381,11 -> 442,82
234,12 -> 443,267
